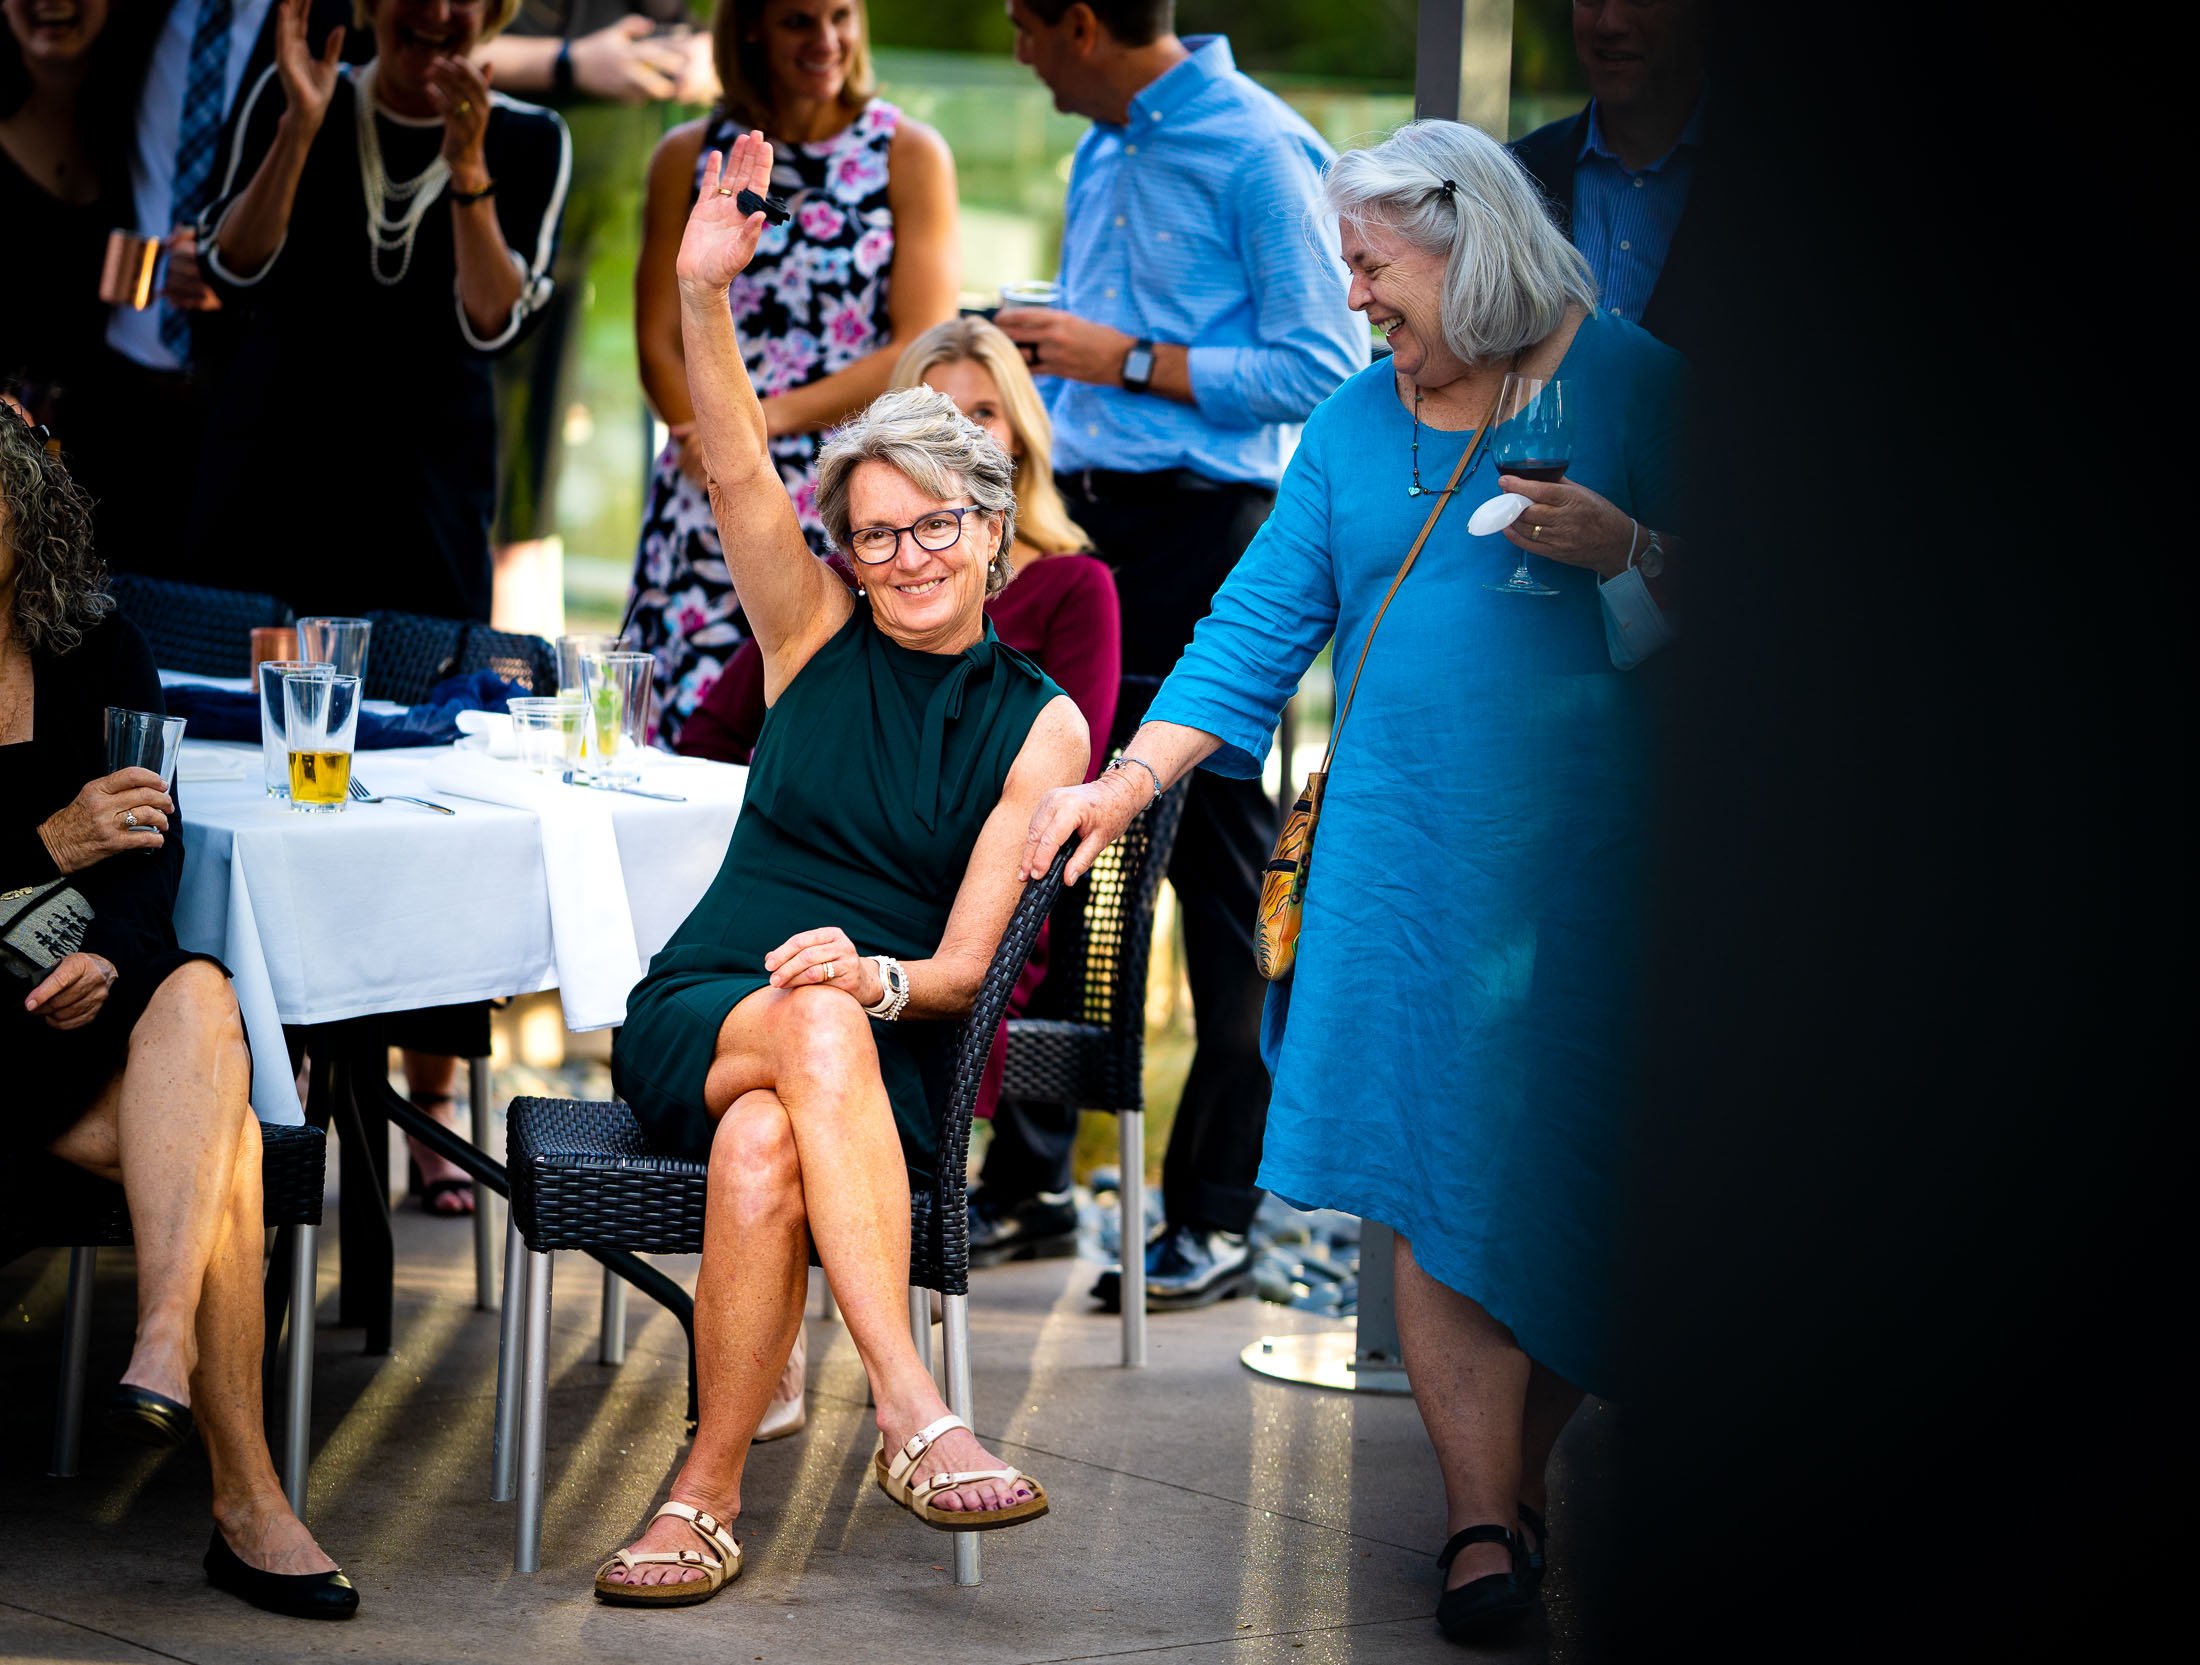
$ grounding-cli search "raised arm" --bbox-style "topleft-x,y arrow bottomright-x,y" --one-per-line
199,0 -> 343,282
677,134 -> 849,667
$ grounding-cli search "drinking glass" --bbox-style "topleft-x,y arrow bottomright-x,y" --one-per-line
1481,375 -> 1571,598
554,633 -> 625,695
509,696 -> 584,775
579,652 -> 655,787
257,659 -> 334,798
283,672 -> 362,814
104,707 -> 187,787
999,281 -> 1060,365
295,616 -> 373,683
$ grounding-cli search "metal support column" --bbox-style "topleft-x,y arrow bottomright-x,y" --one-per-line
469,1055 -> 497,1309
283,1224 -> 317,1516
942,1293 -> 981,1586
1241,1220 -> 1409,1395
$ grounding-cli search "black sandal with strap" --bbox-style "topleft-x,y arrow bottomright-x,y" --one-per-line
1435,1523 -> 1534,1642
1516,1501 -> 1547,1593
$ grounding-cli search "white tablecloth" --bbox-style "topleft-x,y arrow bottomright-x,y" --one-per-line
170,740 -> 746,1125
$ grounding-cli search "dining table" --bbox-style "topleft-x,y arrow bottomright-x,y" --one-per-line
164,688 -> 746,1375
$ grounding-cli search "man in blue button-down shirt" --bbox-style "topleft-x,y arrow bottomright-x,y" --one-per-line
1511,0 -> 1708,353
986,0 -> 1365,1309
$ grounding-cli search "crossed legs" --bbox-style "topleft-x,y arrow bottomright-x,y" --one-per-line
46,961 -> 337,1574
1394,1232 -> 1585,1591
603,985 -> 1031,1589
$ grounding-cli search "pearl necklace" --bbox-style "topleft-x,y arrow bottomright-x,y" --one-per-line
354,62 -> 451,288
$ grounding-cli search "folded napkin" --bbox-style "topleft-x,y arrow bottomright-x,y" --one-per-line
162,669 -> 524,750
453,709 -> 516,757
421,752 -> 641,1030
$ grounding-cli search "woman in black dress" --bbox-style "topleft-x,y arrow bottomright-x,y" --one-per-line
0,413 -> 357,1619
190,0 -> 570,620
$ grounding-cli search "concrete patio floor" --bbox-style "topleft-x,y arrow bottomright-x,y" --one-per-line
1,1197 -> 1611,1664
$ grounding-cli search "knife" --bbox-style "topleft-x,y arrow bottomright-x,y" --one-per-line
560,772 -> 687,802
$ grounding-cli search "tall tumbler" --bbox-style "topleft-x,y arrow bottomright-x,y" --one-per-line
580,652 -> 654,787
258,660 -> 334,798
295,616 -> 373,685
283,672 -> 362,814
104,707 -> 187,787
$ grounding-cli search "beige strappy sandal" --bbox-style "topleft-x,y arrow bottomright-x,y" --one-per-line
593,1500 -> 741,1607
873,1413 -> 1050,1532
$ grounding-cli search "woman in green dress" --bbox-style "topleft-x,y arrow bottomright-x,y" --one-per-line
597,132 -> 1088,1607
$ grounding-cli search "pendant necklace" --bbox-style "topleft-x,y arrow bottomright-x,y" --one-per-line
1408,386 -> 1452,498
355,62 -> 451,288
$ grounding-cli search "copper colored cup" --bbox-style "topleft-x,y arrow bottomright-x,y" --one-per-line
250,627 -> 298,670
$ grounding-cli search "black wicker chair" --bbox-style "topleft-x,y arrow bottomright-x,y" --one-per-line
497,848 -> 1070,1583
360,612 -> 559,706
454,625 -> 559,696
107,573 -> 293,677
4,1122 -> 326,1515
1002,766 -> 1189,1366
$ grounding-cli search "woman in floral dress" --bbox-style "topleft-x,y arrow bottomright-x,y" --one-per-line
628,0 -> 958,744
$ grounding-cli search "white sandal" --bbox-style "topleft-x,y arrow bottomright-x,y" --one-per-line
873,1413 -> 1050,1532
593,1499 -> 741,1606
753,1326 -> 806,1444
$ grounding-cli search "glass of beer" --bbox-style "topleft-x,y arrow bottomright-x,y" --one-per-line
295,616 -> 373,684
283,672 -> 361,813
579,652 -> 655,787
258,659 -> 333,798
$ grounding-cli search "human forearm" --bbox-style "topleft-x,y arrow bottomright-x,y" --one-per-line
679,285 -> 772,483
205,112 -> 318,280
1114,721 -> 1220,795
450,191 -> 526,341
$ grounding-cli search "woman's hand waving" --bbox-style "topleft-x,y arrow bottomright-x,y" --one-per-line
37,768 -> 174,873
677,135 -> 775,297
273,0 -> 344,136
427,53 -> 495,185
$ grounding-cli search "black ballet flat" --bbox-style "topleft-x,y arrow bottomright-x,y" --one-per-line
204,1530 -> 359,1620
105,1384 -> 194,1449
1517,1501 -> 1547,1593
1436,1523 -> 1535,1643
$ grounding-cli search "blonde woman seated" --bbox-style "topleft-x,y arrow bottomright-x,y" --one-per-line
594,134 -> 1086,1607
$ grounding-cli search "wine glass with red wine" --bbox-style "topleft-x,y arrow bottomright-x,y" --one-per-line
1482,375 -> 1570,596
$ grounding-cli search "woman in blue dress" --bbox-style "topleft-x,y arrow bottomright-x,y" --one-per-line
1023,119 -> 1686,1644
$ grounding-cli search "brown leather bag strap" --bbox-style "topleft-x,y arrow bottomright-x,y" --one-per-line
1320,372 -> 1511,772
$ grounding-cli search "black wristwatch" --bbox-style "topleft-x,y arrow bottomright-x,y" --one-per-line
552,38 -> 576,99
1121,338 -> 1156,394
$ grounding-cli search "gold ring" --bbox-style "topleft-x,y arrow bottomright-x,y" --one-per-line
716,186 -> 736,197
456,99 -> 472,114
821,959 -> 838,980
1531,524 -> 1543,539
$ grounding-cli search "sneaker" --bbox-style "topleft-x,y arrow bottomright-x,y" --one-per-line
967,1188 -> 1079,1268
1089,1224 -> 1252,1312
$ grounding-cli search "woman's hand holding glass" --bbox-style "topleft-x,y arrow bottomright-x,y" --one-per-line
677,136 -> 776,297
1496,475 -> 1640,580
272,0 -> 344,135
37,768 -> 173,872
22,951 -> 119,1031
764,926 -> 885,1006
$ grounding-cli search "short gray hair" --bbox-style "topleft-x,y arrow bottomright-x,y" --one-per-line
1324,119 -> 1597,366
815,385 -> 1019,596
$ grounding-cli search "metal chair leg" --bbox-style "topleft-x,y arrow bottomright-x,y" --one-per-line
514,1248 -> 553,1574
49,1246 -> 95,1478
908,1285 -> 933,1378
283,1224 -> 317,1517
598,1263 -> 626,1366
469,1055 -> 496,1311
942,1292 -> 981,1587
1120,1113 -> 1147,1368
492,1210 -> 525,1501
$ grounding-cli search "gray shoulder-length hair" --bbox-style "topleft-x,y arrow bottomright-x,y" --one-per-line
814,385 -> 1020,597
1324,119 -> 1597,366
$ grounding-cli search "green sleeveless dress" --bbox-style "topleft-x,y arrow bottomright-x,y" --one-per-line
613,602 -> 1064,1180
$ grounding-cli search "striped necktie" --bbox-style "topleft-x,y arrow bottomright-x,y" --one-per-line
159,0 -> 237,362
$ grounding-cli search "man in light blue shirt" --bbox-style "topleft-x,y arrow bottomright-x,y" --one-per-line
992,1 -> 1365,1311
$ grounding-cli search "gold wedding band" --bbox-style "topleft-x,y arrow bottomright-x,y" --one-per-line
456,99 -> 472,114
715,186 -> 736,196
1531,524 -> 1543,539
822,959 -> 838,980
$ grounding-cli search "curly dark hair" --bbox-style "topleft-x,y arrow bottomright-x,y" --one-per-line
0,414 -> 110,659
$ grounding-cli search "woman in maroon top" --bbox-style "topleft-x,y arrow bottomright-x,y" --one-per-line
676,318 -> 1120,1419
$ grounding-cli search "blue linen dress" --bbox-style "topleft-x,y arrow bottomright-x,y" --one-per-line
1145,312 -> 1686,1395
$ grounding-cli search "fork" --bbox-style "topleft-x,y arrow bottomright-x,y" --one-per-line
348,775 -> 456,815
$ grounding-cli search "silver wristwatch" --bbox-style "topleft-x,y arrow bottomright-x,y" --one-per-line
863,954 -> 911,1021
1633,529 -> 1666,578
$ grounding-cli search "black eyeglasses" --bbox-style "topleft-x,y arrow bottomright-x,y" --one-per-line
847,505 -> 983,564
